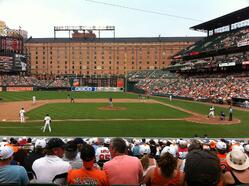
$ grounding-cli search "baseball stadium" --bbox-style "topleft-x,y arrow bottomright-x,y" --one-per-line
0,7 -> 249,138
1,4 -> 249,186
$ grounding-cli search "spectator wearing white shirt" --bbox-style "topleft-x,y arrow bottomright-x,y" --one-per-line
32,138 -> 71,186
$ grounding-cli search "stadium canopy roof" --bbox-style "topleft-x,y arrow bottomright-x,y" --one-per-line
191,6 -> 249,32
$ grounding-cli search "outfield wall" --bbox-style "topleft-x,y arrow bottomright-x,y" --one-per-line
71,86 -> 123,92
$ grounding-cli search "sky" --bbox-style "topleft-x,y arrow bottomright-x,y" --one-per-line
0,0 -> 249,38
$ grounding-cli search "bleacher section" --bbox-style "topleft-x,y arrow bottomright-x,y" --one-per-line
0,75 -> 70,88
127,70 -> 177,82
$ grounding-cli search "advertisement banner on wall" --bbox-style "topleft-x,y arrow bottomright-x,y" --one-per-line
71,86 -> 123,92
237,40 -> 249,47
72,87 -> 96,92
7,87 -> 33,92
219,62 -> 236,67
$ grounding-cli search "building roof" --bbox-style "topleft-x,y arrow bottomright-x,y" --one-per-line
191,6 -> 249,32
25,37 -> 203,44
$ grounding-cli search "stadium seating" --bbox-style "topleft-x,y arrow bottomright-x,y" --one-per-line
0,75 -> 70,88
175,26 -> 249,57
1,136 -> 249,185
133,73 -> 249,102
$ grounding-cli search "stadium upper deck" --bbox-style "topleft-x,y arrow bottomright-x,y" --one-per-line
170,6 -> 249,73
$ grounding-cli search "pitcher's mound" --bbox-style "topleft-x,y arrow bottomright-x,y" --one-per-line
98,106 -> 127,111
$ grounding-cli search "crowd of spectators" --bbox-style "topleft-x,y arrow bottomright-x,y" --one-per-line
127,70 -> 177,82
1,136 -> 249,185
177,26 -> 249,57
133,72 -> 249,102
170,52 -> 249,71
0,75 -> 70,88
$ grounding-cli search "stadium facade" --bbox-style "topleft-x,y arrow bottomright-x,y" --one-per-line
24,37 -> 201,76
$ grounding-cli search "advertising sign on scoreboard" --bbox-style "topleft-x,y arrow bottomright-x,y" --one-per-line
0,55 -> 14,72
0,36 -> 23,53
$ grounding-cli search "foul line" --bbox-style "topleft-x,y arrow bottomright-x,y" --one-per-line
1,118 -> 184,123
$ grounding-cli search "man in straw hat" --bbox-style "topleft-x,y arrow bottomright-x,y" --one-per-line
224,149 -> 249,185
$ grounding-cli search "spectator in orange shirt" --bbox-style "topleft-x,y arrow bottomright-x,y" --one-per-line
216,141 -> 229,173
67,144 -> 109,186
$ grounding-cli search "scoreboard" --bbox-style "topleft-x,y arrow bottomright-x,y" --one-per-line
0,36 -> 23,53
0,36 -> 26,73
0,54 -> 26,72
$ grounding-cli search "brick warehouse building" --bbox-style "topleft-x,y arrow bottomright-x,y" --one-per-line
24,37 -> 201,76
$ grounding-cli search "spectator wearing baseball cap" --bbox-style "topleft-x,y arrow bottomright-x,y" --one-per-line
67,144 -> 109,186
73,137 -> 86,152
0,137 -> 8,147
5,138 -> 19,153
140,141 -> 157,174
188,139 -> 203,152
178,140 -> 188,160
224,149 -> 249,185
161,145 -> 184,171
32,138 -> 71,185
209,140 -> 217,151
23,139 -> 46,180
0,146 -> 29,185
216,141 -> 229,173
143,152 -> 184,186
63,141 -> 83,169
184,150 -> 222,186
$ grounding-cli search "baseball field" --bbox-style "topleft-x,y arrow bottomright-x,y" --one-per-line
0,91 -> 248,138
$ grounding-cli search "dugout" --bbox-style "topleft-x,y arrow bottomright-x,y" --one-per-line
232,97 -> 249,108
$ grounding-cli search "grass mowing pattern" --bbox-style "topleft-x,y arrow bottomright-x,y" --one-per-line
26,103 -> 189,120
1,91 -> 249,137
0,91 -> 137,102
0,119 -> 248,137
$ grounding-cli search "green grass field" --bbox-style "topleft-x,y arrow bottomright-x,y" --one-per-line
0,91 -> 249,137
26,103 -> 189,120
0,91 -> 137,101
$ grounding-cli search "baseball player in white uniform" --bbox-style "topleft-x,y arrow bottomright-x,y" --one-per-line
19,108 -> 25,123
32,96 -> 36,104
42,114 -> 52,132
208,106 -> 215,118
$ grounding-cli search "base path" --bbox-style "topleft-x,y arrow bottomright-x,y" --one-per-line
0,99 -> 240,125
153,100 -> 240,125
